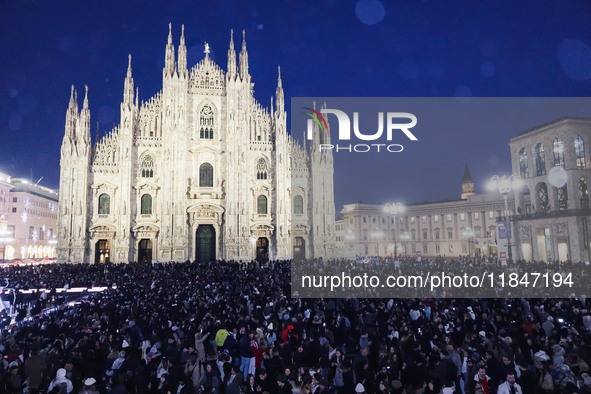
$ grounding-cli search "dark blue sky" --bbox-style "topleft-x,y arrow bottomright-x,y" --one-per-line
1,1 -> 591,211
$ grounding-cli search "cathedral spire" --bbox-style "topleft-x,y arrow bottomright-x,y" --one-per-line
461,163 -> 475,199
164,23 -> 175,76
227,29 -> 237,79
177,24 -> 187,76
79,85 -> 91,144
239,30 -> 249,80
65,85 -> 78,140
275,66 -> 284,114
123,54 -> 135,108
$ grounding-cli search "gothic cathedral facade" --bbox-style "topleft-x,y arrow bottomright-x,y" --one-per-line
57,25 -> 336,263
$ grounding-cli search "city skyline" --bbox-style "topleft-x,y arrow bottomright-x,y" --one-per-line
1,1 -> 591,211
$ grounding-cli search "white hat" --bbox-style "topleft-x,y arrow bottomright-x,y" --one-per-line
267,323 -> 274,330
442,388 -> 455,394
355,383 -> 366,393
84,378 -> 97,386
479,331 -> 486,337
122,340 -> 130,348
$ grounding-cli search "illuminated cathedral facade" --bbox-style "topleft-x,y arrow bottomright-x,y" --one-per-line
57,25 -> 335,263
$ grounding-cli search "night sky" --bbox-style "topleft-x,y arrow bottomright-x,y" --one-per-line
1,1 -> 591,212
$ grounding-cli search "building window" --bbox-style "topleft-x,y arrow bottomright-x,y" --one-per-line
7,225 -> 15,237
462,244 -> 467,253
421,216 -> 427,223
199,163 -> 213,187
460,213 -> 465,220
363,229 -> 368,241
435,228 -> 440,240
579,177 -> 589,209
391,229 -> 396,240
199,105 -> 214,139
412,245 -> 416,253
256,158 -> 268,180
423,245 -> 428,254
474,212 -> 480,220
448,244 -> 454,253
363,217 -> 366,223
140,155 -> 154,178
141,194 -> 152,214
553,137 -> 565,167
575,135 -> 586,169
519,148 -> 528,178
422,230 -> 427,240
410,217 -> 415,224
98,193 -> 110,215
539,183 -> 549,211
535,143 -> 546,176
29,226 -> 34,240
12,197 -> 17,203
411,230 -> 416,241
474,227 -> 482,237
488,211 -> 494,219
446,214 -> 452,222
558,186 -> 568,210
447,230 -> 453,239
11,207 -> 16,213
257,195 -> 267,214
39,227 -> 44,240
434,215 -> 439,223
294,195 -> 304,214
436,245 -> 440,253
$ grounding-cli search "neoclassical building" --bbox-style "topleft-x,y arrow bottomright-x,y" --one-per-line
511,118 -> 591,263
57,26 -> 335,264
336,118 -> 591,263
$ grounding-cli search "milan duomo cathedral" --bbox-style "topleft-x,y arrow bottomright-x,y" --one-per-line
57,25 -> 336,264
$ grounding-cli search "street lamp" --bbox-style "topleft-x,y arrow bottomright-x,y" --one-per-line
383,202 -> 404,258
461,227 -> 475,257
400,232 -> 411,256
371,228 -> 384,257
488,175 -> 521,262
0,231 -> 13,265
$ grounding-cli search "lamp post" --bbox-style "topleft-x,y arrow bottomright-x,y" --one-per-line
0,231 -> 13,265
371,228 -> 384,257
461,227 -> 475,257
383,202 -> 404,258
400,232 -> 411,256
489,175 -> 521,263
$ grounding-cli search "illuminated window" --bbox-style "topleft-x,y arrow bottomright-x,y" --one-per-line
553,137 -> 565,167
535,143 -> 546,176
579,177 -> 589,209
519,148 -> 528,178
575,135 -> 586,169
558,186 -> 568,210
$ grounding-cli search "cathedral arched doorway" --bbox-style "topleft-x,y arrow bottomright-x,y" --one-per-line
256,237 -> 269,262
95,240 -> 110,264
293,237 -> 306,260
138,239 -> 152,263
195,225 -> 216,263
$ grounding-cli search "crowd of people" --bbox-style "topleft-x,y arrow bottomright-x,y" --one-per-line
0,258 -> 589,394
